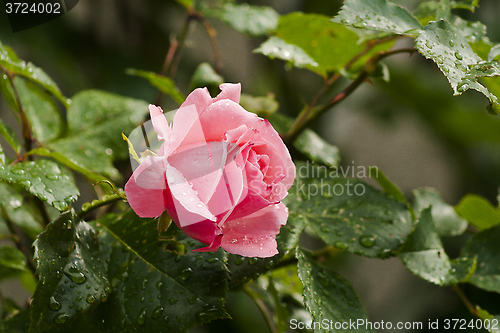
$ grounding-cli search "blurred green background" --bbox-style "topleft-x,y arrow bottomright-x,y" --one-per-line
1,0 -> 500,332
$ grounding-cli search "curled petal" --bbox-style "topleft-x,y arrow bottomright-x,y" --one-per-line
213,83 -> 241,104
149,104 -> 171,142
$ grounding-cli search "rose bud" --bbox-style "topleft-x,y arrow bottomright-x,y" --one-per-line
125,83 -> 295,258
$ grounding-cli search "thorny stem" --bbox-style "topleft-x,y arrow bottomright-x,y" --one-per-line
451,285 -> 479,317
243,285 -> 277,333
282,47 -> 416,144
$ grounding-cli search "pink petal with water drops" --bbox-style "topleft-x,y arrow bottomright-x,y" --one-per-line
166,164 -> 216,226
149,104 -> 171,142
220,202 -> 288,258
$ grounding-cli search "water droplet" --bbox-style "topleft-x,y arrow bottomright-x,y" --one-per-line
137,308 -> 146,325
65,267 -> 87,284
152,306 -> 164,319
189,295 -> 198,304
46,174 -> 59,181
179,268 -> 193,280
54,313 -> 69,324
454,51 -> 463,60
234,258 -> 243,265
248,258 -> 258,265
265,260 -> 275,270
141,277 -> 147,290
86,294 -> 96,304
169,298 -> 179,305
156,281 -> 163,290
49,296 -> 61,310
360,235 -> 376,248
105,286 -> 112,294
205,257 -> 218,263
334,241 -> 348,250
449,40 -> 455,47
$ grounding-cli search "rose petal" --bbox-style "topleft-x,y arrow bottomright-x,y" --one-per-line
180,87 -> 213,115
192,235 -> 223,252
166,164 -> 216,226
213,83 -> 241,104
221,202 -> 288,257
149,104 -> 171,142
124,156 -> 167,218
200,100 -> 295,192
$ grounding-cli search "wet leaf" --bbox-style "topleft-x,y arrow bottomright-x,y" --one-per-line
254,37 -> 318,69
460,225 -> 500,294
398,207 -> 476,286
285,163 -> 413,258
333,0 -> 422,37
0,117 -> 21,155
297,248 -> 375,332
413,187 -> 468,237
91,211 -> 229,332
209,4 -> 279,37
455,194 -> 500,231
0,159 -> 79,211
31,211 -> 110,332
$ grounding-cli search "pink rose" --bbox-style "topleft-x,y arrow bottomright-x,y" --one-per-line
125,83 -> 295,258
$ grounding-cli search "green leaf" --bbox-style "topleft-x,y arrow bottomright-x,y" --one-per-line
26,148 -> 105,184
451,16 -> 487,43
126,69 -> 185,105
48,90 -> 149,181
267,113 -> 341,168
332,0 -> 422,37
0,144 -> 4,165
240,93 -> 279,117
460,225 -> 500,294
294,130 -> 341,169
0,41 -> 67,106
398,207 -> 476,286
285,163 -> 413,258
0,73 -> 19,113
0,159 -> 79,211
190,63 -> 224,91
14,77 -> 62,143
413,187 -> 468,237
415,20 -> 500,109
0,246 -> 29,280
369,168 -> 407,204
31,211 -> 110,332
253,37 -> 318,70
455,194 -> 500,231
451,0 -> 479,11
277,13 -> 365,76
0,117 -> 21,155
0,182 -> 43,239
175,0 -> 193,9
209,4 -> 279,37
489,45 -> 500,62
93,210 -> 229,331
296,248 -> 375,333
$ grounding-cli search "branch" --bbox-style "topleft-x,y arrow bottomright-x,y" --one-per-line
282,47 -> 416,144
451,285 -> 479,317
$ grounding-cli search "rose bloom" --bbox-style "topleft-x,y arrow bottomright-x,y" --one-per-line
125,83 -> 295,258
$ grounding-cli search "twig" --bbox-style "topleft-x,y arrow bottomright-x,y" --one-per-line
193,13 -> 223,73
243,285 -> 277,333
282,47 -> 416,144
451,285 -> 479,317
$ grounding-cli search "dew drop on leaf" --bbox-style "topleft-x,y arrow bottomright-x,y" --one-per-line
49,296 -> 61,310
